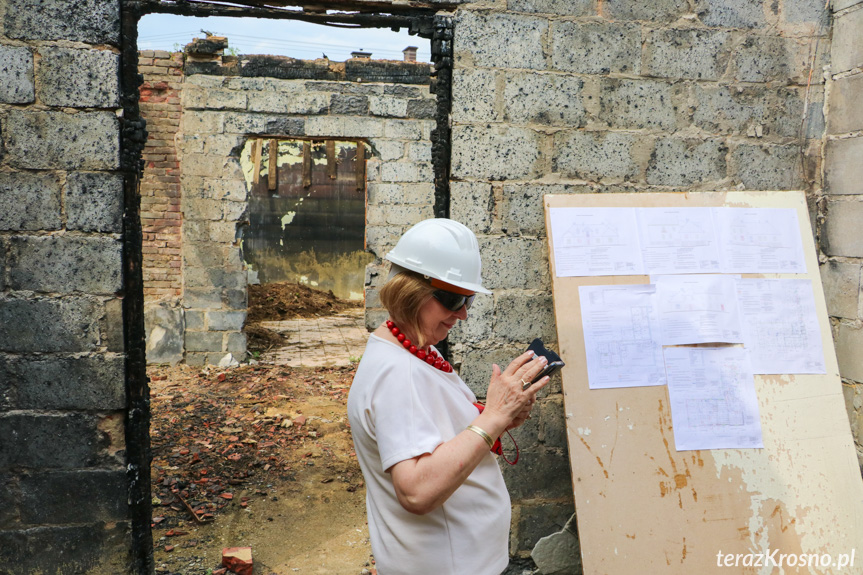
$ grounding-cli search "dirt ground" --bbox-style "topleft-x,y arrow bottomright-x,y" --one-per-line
149,283 -> 374,574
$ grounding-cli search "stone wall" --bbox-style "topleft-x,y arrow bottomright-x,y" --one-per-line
824,0 -> 863,465
0,0 -> 132,571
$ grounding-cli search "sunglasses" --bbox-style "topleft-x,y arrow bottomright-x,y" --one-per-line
432,289 -> 476,312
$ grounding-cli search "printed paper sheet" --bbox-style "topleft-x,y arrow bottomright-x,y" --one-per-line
664,346 -> 763,451
578,284 -> 666,389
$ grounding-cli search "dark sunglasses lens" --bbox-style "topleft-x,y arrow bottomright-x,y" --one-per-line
434,290 -> 475,311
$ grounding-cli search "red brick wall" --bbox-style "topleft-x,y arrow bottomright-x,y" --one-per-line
138,50 -> 183,302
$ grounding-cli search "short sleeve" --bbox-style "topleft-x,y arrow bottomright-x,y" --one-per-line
371,361 -> 445,472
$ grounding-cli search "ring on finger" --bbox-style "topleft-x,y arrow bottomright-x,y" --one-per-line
521,378 -> 531,389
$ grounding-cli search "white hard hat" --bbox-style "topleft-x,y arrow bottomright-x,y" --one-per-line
385,218 -> 491,294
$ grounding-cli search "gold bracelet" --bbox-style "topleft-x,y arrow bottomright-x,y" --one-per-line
466,425 -> 495,450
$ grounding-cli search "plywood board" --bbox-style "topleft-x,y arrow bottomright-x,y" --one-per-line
545,191 -> 863,574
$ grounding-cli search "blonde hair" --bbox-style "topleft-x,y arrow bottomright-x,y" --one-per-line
379,268 -> 435,348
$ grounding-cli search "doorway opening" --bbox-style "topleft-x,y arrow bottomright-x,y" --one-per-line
121,3 -> 452,572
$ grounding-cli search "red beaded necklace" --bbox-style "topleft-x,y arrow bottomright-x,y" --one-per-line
385,319 -> 453,373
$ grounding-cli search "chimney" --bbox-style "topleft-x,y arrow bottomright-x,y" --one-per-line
403,46 -> 418,63
351,50 -> 372,59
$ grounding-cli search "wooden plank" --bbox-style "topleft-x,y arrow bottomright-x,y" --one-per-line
252,138 -> 263,185
326,139 -> 337,180
545,191 -> 863,575
302,141 -> 312,189
267,139 -> 278,191
355,142 -> 365,191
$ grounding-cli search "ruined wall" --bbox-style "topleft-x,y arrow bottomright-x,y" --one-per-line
0,0 -> 133,571
175,52 -> 435,366
824,0 -> 863,464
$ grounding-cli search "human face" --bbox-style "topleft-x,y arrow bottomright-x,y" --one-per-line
417,288 -> 472,346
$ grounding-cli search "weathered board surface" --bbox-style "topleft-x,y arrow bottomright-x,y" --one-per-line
545,191 -> 863,574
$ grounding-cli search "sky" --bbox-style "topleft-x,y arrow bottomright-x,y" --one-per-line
137,13 -> 430,63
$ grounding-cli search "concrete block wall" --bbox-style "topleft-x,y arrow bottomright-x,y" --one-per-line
824,0 -> 863,465
0,0 -> 132,571
437,0 -> 830,561
178,64 -> 436,366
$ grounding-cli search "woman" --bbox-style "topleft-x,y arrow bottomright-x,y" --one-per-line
347,218 -> 551,575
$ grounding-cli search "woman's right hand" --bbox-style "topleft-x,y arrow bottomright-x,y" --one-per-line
481,351 -> 551,429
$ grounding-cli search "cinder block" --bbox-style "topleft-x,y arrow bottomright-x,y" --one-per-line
501,183 -> 571,236
645,28 -> 731,80
493,292 -> 556,343
0,413 -> 106,469
552,131 -> 640,182
697,0 -> 767,28
597,78 -> 679,130
367,182 -> 433,205
406,141 -> 432,162
832,7 -> 863,74
458,344 -> 525,397
66,172 -> 124,233
826,137 -> 863,195
455,11 -> 548,70
369,95 -> 409,118
647,138 -> 727,186
730,143 -> 802,190
537,396 -> 568,449
784,0 -> 830,25
732,36 -> 817,84
820,260 -> 861,319
182,111 -> 226,134
331,94 -> 370,115
37,47 -> 120,108
507,0 -> 594,15
185,331 -> 223,352
3,0 -> 120,44
184,243 -> 243,271
20,470 -> 127,523
8,236 -> 121,295
379,161 -> 421,183
451,181 -> 494,234
828,73 -> 863,135
0,172 -> 62,231
479,236 -> 549,290
103,297 -> 124,352
145,302 -> 184,365
455,11 -> 548,69
500,448 -> 573,499
0,45 -> 34,104
383,119 -> 425,140
837,323 -> 863,382
11,355 -> 125,410
185,310 -> 205,330
452,124 -> 543,181
406,98 -> 436,120
373,140 -> 404,162
225,332 -> 247,354
452,68 -> 498,123
604,0 -> 689,22
366,204 -> 434,226
504,72 -> 587,127
449,291 -> 493,343
513,502 -> 575,553
305,115 -> 384,138
181,196 -> 223,220
3,110 -> 119,170
0,296 -> 101,353
207,311 -> 246,331
824,199 -> 863,257
552,20 -> 641,75
0,524 -> 131,574
223,112 -> 305,136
